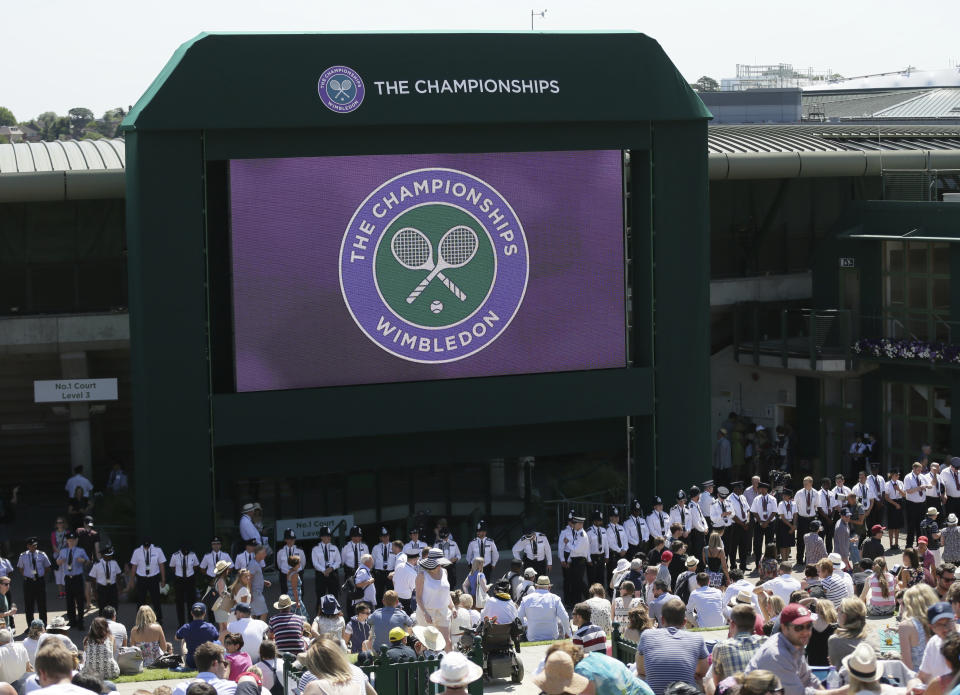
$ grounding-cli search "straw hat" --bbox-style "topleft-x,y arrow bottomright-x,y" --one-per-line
214,559 -> 233,575
685,556 -> 699,568
273,594 -> 294,610
428,652 -> 483,687
536,576 -> 552,587
533,652 -> 590,695
843,643 -> 883,682
413,625 -> 447,652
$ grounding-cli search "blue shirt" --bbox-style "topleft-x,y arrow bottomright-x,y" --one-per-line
576,652 -> 654,695
638,627 -> 708,695
58,547 -> 89,576
17,550 -> 51,578
175,620 -> 220,668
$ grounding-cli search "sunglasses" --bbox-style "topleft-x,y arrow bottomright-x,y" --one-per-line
789,623 -> 813,631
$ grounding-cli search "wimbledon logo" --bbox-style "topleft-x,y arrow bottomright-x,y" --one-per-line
318,65 -> 365,114
339,168 -> 529,363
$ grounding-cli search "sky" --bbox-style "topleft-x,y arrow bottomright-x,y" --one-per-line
2,0 -> 960,121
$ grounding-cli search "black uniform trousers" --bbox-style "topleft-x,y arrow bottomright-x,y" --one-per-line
136,575 -> 163,624
173,575 -> 197,627
796,516 -> 816,564
567,557 -> 588,606
483,564 -> 495,580
726,524 -> 744,570
64,574 -> 85,628
315,570 -> 340,608
906,500 -> 927,548
927,496 -> 944,518
947,497 -> 960,518
821,513 -> 836,553
96,582 -> 119,611
522,558 -> 547,578
561,562 -> 573,606
23,577 -> 47,625
687,530 -> 706,564
588,555 -> 606,588
753,521 -> 775,567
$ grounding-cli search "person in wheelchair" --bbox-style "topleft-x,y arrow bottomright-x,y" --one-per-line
480,581 -> 518,625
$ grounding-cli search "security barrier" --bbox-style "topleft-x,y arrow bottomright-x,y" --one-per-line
611,622 -> 638,665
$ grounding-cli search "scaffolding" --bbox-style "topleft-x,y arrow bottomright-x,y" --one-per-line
722,63 -> 834,91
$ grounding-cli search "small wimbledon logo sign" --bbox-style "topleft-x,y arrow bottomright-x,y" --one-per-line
339,168 -> 529,363
318,65 -> 365,114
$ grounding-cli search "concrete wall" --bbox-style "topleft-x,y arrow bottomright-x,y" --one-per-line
711,345 -> 797,434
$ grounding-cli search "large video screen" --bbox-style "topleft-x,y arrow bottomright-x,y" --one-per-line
230,150 -> 626,392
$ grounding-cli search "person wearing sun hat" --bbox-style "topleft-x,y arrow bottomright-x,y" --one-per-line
921,507 -> 943,565
428,651 -> 483,695
518,576 -> 569,640
842,642 -> 898,693
745,603 -> 821,695
942,513 -> 960,564
416,548 -> 454,649
534,651 -> 593,695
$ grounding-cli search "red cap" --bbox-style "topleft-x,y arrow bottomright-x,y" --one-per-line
919,536 -> 929,545
660,550 -> 673,563
780,603 -> 815,626
870,524 -> 885,535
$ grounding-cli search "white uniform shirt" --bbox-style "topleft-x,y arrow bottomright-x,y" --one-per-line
402,539 -> 427,557
903,471 -> 928,503
341,541 -> 370,570
238,514 -> 263,544
371,542 -> 397,571
645,510 -> 670,539
942,468 -> 960,499
170,551 -> 199,578
854,480 -> 875,507
434,539 -> 461,564
200,549 -> 231,578
728,494 -> 750,524
512,533 -> 552,564
885,479 -> 904,502
688,502 -> 709,533
234,550 -> 261,570
925,471 -> 945,500
587,524 -> 609,557
710,498 -> 734,528
819,488 -> 839,515
559,528 -> 591,561
276,544 -> 306,574
796,488 -> 820,517
130,545 -> 166,577
698,491 -> 715,518
776,500 -> 796,522
831,485 -> 852,509
311,542 -> 342,572
392,561 -> 418,599
750,494 -> 778,522
867,474 -> 886,503
623,515 -> 650,545
465,537 -> 499,567
89,558 -> 122,586
669,503 -> 692,532
606,523 -> 628,553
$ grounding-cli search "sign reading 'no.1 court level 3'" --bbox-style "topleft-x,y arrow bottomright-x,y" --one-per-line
34,379 -> 119,403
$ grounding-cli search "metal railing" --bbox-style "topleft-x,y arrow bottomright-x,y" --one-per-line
611,622 -> 637,665
732,305 -> 854,370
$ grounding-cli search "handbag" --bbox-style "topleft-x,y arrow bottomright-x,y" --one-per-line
117,646 -> 144,675
215,592 -> 236,612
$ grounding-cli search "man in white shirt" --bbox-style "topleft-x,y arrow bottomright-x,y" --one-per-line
311,526 -> 341,609
585,510 -> 609,588
926,462 -> 945,518
819,476 -> 841,553
943,459 -> 960,518
511,528 -> 551,579
129,540 -> 167,625
275,528 -> 306,596
226,603 -> 269,661
916,602 -> 959,684
686,574 -> 726,628
762,562 -> 802,605
341,526 -> 370,577
605,507 -> 629,580
371,527 -> 397,605
698,482 -> 715,524
518,577 -> 569,640
172,642 -> 238,695
353,555 -> 376,609
727,482 -> 752,572
795,477 -> 819,566
623,499 -> 649,559
560,515 -> 591,606
465,521 -> 499,578
645,497 -> 670,542
30,640 -> 88,695
905,461 -> 930,548
64,467 -> 93,499
392,552 -> 419,615
402,528 -> 427,558
710,486 -> 734,537
234,539 -> 262,571
750,481 -> 777,571
238,502 -> 267,546
170,545 -> 200,628
88,546 -> 122,612
0,629 -> 30,688
686,487 -> 710,564
866,463 -> 886,530
199,537 -> 231,579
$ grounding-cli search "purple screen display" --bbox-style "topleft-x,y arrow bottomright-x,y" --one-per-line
230,150 -> 626,392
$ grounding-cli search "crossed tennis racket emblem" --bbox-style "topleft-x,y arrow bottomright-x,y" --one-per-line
390,225 -> 480,304
328,78 -> 354,101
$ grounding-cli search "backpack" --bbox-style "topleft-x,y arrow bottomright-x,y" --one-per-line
341,575 -> 364,600
674,571 -> 693,603
261,659 -> 284,695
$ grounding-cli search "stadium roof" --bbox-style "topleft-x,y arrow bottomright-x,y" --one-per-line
0,138 -> 125,202
709,125 -> 960,179
803,87 -> 960,122
873,89 -> 960,119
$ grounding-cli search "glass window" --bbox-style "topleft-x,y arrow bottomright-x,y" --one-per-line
933,243 -> 950,275
908,243 -> 928,273
881,241 -> 951,342
885,381 -> 951,468
886,241 -> 905,273
887,382 -> 905,416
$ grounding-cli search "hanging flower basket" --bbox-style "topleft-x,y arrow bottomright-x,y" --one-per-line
852,338 -> 960,365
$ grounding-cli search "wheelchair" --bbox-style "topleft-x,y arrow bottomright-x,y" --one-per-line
458,618 -> 524,683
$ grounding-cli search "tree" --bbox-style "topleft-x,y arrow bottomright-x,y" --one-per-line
0,107 -> 16,127
691,76 -> 720,92
67,107 -> 94,137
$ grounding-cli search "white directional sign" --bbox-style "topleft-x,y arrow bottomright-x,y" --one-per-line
34,379 -> 118,403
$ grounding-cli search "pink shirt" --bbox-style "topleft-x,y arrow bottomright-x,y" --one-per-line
868,572 -> 896,609
225,651 -> 252,681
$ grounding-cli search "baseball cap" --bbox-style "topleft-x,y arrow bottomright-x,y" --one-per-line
191,602 -> 206,613
660,550 -> 673,563
389,627 -> 407,642
919,536 -> 929,545
928,602 -> 954,625
870,524 -> 885,535
780,603 -> 815,626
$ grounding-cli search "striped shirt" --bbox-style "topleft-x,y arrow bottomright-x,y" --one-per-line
821,573 -> 848,608
638,627 -> 708,695
712,632 -> 766,681
572,622 -> 607,653
268,612 -> 306,653
867,572 -> 896,611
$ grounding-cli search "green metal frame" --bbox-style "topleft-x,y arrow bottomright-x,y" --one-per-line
122,32 -> 711,546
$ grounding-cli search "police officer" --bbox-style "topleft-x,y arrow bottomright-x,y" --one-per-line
670,490 -> 691,546
371,526 -> 396,604
623,499 -> 649,559
586,509 -> 609,587
58,531 -> 89,629
818,477 -> 838,553
686,487 -> 709,561
199,537 -> 230,579
511,527 -> 552,578
699,481 -> 716,532
727,482 -> 751,571
557,511 -> 577,606
750,481 -> 778,568
276,528 -> 306,595
311,526 -> 341,607
646,497 -> 670,543
710,486 -> 734,538
129,539 -> 166,625
465,521 -> 499,578
89,546 -> 121,611
234,539 -> 260,570
16,537 -> 50,625
434,527 -> 461,586
795,477 -> 819,565
606,506 -> 628,584
402,528 -> 427,558
342,526 -> 369,577
561,514 -> 590,606
169,544 -> 199,627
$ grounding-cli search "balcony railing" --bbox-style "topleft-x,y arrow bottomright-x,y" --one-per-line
733,305 -> 854,371
854,315 -> 960,368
